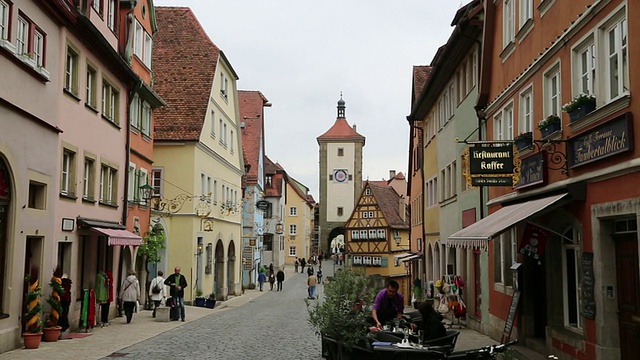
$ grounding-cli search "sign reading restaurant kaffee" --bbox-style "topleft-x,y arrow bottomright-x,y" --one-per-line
463,145 -> 522,187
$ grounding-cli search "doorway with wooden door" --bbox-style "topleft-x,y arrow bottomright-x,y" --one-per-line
613,233 -> 640,359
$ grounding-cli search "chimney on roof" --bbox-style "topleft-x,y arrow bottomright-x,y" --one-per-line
352,124 -> 356,132
389,170 -> 396,179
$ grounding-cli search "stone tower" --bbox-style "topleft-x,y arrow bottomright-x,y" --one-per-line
316,95 -> 365,254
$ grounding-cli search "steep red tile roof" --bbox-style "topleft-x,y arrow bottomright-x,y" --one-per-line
412,66 -> 432,107
239,90 -> 270,183
264,156 -> 283,197
153,7 -> 221,141
367,182 -> 409,229
317,118 -> 365,142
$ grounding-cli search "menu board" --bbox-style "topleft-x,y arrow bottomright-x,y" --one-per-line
501,290 -> 521,343
582,252 -> 596,320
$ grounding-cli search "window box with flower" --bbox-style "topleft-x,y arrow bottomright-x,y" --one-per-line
563,94 -> 596,122
538,115 -> 561,138
513,131 -> 533,151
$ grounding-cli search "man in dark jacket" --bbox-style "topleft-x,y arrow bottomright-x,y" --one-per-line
276,268 -> 285,291
164,267 -> 188,321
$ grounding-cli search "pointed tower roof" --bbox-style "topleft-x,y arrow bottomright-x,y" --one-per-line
316,95 -> 365,144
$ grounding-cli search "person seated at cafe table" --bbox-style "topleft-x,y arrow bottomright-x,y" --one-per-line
371,280 -> 405,330
411,300 -> 446,342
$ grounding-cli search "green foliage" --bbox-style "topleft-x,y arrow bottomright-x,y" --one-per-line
195,288 -> 204,298
514,131 -> 532,142
24,268 -> 43,333
138,224 -> 166,263
562,93 -> 595,113
307,268 -> 374,351
537,115 -> 560,130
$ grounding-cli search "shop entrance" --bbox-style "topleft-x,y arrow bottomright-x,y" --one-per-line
613,233 -> 640,359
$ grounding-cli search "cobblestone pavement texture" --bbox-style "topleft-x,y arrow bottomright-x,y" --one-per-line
0,260 -> 506,360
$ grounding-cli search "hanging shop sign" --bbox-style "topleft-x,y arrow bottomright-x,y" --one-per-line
515,152 -> 547,190
567,113 -> 633,168
256,200 -> 269,211
464,146 -> 521,187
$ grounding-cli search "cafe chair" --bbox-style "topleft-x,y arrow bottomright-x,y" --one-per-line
422,329 -> 460,355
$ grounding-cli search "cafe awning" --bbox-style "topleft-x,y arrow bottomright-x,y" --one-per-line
400,254 -> 422,262
447,193 -> 568,251
92,227 -> 142,246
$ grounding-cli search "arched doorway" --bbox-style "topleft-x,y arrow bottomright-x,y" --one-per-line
0,158 -> 12,314
227,240 -> 236,297
214,240 -> 225,300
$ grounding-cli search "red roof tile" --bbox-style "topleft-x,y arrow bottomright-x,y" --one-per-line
367,182 -> 409,229
153,7 -> 220,141
412,66 -> 432,107
239,90 -> 270,183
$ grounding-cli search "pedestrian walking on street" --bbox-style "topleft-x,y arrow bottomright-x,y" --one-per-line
307,272 -> 318,299
276,268 -> 285,291
164,267 -> 188,321
269,262 -> 274,275
148,270 -> 166,318
119,270 -> 140,324
294,257 -> 299,272
268,272 -> 276,291
307,265 -> 314,276
258,269 -> 267,291
300,257 -> 306,274
316,267 -> 323,285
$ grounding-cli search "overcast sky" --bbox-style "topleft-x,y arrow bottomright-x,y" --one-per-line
153,0 -> 466,199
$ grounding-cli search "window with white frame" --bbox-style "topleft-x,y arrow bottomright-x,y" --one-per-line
34,29 -> 44,67
141,101 -> 151,136
143,33 -> 152,68
83,157 -> 94,200
200,173 -> 206,196
363,256 -> 372,265
0,1 -> 10,41
426,177 -> 437,207
220,73 -> 228,98
206,176 -> 211,196
138,168 -> 148,204
372,257 -> 382,266
102,81 -> 119,124
289,224 -> 297,235
365,188 -> 371,195
128,163 -> 136,201
230,130 -> 234,152
519,86 -> 534,134
574,39 -> 596,96
99,164 -> 116,205
16,17 -> 28,55
210,110 -> 216,138
92,0 -> 102,14
493,228 -> 516,286
561,228 -> 582,330
134,21 -> 143,59
351,230 -> 359,240
213,179 -> 217,204
61,150 -> 76,196
130,94 -> 140,129
503,0 -> 515,48
519,0 -> 533,29
362,211 -> 369,219
448,83 -> 455,118
368,229 -> 376,239
87,65 -> 98,109
223,123 -> 227,145
494,102 -> 514,142
289,207 -> 298,216
65,46 -> 79,95
289,246 -> 296,256
337,207 -> 343,216
359,230 -> 367,239
353,256 -> 362,265
151,168 -> 162,197
544,64 -> 561,116
377,229 -> 386,239
603,15 -> 628,100
107,0 -> 116,30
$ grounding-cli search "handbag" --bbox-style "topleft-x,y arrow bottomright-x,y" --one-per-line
438,297 -> 449,314
152,279 -> 162,294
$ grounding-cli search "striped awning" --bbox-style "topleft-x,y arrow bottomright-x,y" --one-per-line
447,193 -> 568,251
91,227 -> 142,246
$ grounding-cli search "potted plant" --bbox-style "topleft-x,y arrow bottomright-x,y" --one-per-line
205,292 -> 216,309
194,288 -> 206,307
23,267 -> 43,349
43,267 -> 64,342
563,93 -> 596,122
307,268 -> 373,359
513,131 -> 533,151
538,115 -> 561,138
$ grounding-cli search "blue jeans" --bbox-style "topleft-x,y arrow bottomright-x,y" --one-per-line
174,296 -> 185,320
308,285 -> 316,299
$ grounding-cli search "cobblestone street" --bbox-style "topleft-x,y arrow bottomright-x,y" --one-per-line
100,263 -> 335,360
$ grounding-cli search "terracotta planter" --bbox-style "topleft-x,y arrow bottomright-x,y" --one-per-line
43,326 -> 62,342
22,332 -> 42,349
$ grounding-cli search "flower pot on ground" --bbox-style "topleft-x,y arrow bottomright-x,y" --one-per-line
194,288 -> 205,307
513,132 -> 533,151
538,115 -> 561,138
563,94 -> 596,122
205,293 -> 216,309
23,267 -> 43,349
44,267 -> 64,342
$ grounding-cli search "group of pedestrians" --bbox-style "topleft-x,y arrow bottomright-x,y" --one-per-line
257,263 -> 286,292
117,266 -> 188,325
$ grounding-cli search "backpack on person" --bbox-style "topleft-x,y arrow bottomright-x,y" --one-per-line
152,279 -> 162,294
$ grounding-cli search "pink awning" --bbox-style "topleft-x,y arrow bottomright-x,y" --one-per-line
92,227 -> 142,246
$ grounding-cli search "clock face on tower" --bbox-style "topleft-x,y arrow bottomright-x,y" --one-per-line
333,169 -> 348,183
